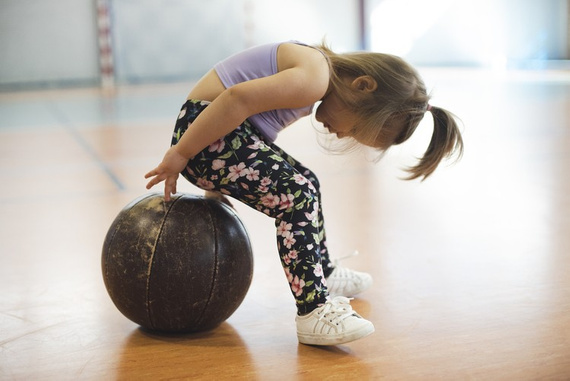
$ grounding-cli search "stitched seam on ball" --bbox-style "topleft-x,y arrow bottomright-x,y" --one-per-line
196,199 -> 219,326
146,194 -> 179,329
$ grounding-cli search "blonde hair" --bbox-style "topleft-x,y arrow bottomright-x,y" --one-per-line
316,44 -> 464,180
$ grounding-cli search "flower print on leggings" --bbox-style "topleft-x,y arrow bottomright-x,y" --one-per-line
172,99 -> 332,314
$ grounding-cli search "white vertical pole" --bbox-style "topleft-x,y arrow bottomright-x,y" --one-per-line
96,0 -> 115,89
567,0 -> 570,59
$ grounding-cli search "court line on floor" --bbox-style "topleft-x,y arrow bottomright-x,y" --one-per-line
47,101 -> 125,191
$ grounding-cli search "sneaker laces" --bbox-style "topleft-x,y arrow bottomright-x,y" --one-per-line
317,296 -> 357,324
329,250 -> 360,269
326,250 -> 373,297
328,250 -> 363,282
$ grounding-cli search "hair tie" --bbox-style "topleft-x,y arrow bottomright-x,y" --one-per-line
426,104 -> 433,112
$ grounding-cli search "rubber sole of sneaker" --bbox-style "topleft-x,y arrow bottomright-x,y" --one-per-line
297,322 -> 375,346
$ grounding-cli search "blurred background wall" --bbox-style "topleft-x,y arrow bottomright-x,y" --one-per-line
0,0 -> 568,89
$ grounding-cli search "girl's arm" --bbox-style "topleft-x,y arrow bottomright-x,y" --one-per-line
145,45 -> 330,201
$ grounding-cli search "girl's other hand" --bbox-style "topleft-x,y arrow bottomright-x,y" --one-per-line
144,146 -> 189,201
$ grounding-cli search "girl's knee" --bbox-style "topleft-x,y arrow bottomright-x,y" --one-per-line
279,181 -> 320,220
299,170 -> 320,193
307,173 -> 320,193
292,171 -> 320,197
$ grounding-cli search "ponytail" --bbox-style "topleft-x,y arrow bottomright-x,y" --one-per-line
314,43 -> 463,179
405,106 -> 464,180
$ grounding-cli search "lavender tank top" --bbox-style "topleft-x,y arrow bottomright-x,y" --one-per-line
214,41 -> 314,142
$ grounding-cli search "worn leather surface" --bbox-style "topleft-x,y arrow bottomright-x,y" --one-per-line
102,193 -> 253,333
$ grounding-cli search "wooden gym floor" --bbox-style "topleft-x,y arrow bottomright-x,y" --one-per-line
1,68 -> 569,380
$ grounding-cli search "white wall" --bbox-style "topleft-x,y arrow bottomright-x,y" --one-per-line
110,0 -> 360,83
0,0 -> 360,88
243,0 -> 359,52
111,0 -> 245,83
368,0 -> 568,68
0,0 -> 567,89
0,0 -> 100,87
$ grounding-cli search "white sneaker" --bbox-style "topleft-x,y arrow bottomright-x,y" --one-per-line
326,265 -> 373,297
296,296 -> 375,346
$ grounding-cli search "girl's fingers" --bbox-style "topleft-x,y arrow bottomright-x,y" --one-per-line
155,173 -> 179,201
144,161 -> 181,197
145,173 -> 164,189
145,178 -> 157,190
144,167 -> 159,179
164,181 -> 174,202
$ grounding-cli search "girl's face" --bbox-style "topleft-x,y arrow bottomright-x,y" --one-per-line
315,91 -> 359,140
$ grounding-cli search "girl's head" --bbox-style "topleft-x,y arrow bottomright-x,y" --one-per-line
315,44 -> 464,180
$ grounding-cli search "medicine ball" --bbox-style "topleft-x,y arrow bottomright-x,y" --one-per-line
102,193 -> 253,333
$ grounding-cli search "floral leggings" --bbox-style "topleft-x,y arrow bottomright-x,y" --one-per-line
172,100 -> 333,314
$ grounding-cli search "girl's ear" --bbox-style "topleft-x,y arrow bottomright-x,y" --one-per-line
351,75 -> 378,92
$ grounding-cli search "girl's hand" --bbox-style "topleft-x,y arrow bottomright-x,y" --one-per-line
144,146 -> 189,201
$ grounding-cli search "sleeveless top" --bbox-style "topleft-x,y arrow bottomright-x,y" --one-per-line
214,41 -> 315,142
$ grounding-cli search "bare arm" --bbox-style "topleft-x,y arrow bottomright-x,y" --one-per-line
144,45 -> 330,200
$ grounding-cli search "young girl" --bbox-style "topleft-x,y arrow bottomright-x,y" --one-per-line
145,41 -> 463,346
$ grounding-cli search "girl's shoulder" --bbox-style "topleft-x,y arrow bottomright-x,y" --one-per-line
276,42 -> 329,73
